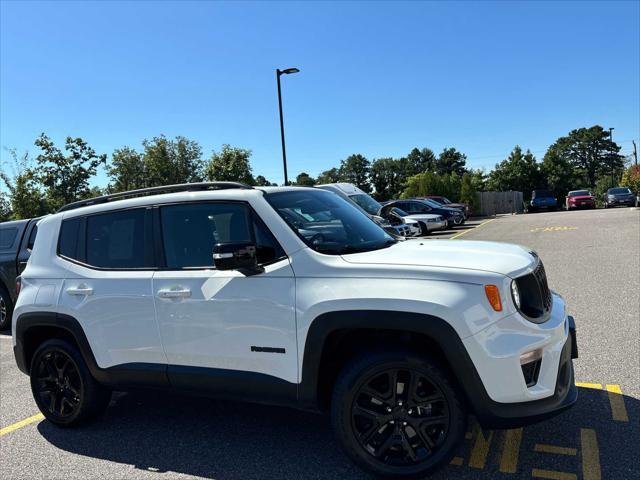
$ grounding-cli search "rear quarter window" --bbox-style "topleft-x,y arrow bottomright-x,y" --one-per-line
0,227 -> 18,249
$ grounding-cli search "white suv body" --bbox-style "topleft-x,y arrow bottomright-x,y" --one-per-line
12,184 -> 577,478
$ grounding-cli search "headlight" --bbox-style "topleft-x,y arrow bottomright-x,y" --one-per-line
511,280 -> 521,309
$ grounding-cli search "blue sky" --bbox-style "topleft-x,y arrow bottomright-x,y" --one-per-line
1,0 -> 639,187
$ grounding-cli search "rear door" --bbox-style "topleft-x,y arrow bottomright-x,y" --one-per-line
152,201 -> 297,399
56,208 -> 167,384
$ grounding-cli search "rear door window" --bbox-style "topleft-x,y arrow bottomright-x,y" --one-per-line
0,227 -> 18,249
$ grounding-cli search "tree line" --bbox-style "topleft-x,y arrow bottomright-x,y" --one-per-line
1,125 -> 636,221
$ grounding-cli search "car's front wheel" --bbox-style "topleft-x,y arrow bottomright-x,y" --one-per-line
331,350 -> 466,478
30,339 -> 111,427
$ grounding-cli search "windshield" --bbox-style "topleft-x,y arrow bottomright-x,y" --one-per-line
421,198 -> 443,209
349,193 -> 383,216
569,190 -> 591,197
532,190 -> 553,198
608,188 -> 631,195
266,190 -> 395,255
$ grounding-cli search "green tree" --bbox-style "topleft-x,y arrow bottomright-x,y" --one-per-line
487,146 -> 542,200
205,144 -> 255,185
316,167 -> 340,185
435,148 -> 467,176
1,150 -> 50,219
469,168 -> 487,191
0,192 -> 12,221
620,164 -> 640,194
551,126 -> 624,188
143,135 -> 204,186
370,157 -> 404,200
108,147 -> 147,192
404,147 -> 436,177
459,172 -> 477,212
34,134 -> 106,209
541,145 -> 578,200
338,154 -> 371,192
293,172 -> 316,187
254,175 -> 276,186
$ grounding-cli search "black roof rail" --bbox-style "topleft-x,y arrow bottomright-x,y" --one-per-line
57,182 -> 254,213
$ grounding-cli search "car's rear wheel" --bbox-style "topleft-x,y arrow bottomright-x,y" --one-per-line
0,287 -> 12,330
30,339 -> 111,427
331,350 -> 466,478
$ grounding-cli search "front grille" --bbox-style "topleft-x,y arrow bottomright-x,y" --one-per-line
533,261 -> 552,311
514,260 -> 552,323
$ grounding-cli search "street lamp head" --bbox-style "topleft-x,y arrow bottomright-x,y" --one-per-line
278,67 -> 300,75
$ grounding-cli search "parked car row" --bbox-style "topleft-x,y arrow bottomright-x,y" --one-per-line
528,187 -> 638,213
315,183 -> 467,237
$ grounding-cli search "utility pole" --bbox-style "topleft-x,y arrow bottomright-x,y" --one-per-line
609,127 -> 615,187
276,68 -> 300,186
633,140 -> 638,166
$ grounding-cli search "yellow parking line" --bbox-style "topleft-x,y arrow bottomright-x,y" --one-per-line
469,428 -> 493,469
499,428 -> 523,473
450,456 -> 464,466
581,428 -> 601,480
450,218 -> 496,240
532,468 -> 577,480
0,413 -> 44,437
575,382 -> 602,389
605,384 -> 629,422
534,444 -> 577,456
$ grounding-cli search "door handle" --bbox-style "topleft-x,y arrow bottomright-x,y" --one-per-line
66,285 -> 93,296
157,288 -> 191,299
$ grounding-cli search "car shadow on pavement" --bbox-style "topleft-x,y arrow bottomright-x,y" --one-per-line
37,386 -> 638,480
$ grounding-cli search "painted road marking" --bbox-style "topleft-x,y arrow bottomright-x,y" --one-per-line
575,382 -> 602,389
0,413 -> 44,437
469,427 -> 493,469
530,226 -> 578,233
581,428 -> 601,480
605,384 -> 629,422
450,456 -> 464,466
450,218 -> 496,240
534,444 -> 577,456
532,468 -> 577,480
499,428 -> 523,473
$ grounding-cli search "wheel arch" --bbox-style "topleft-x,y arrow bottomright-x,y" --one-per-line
298,310 -> 487,412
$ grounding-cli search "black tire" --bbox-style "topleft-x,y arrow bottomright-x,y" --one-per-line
418,222 -> 429,236
331,350 -> 466,478
30,339 -> 111,427
0,286 -> 12,331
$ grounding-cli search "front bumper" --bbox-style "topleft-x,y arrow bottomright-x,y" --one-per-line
460,294 -> 578,428
426,220 -> 448,231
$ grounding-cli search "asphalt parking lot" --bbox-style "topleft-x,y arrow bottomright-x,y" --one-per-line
1,207 -> 638,480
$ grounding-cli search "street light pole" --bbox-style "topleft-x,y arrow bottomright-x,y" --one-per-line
609,127 -> 615,187
276,67 -> 300,186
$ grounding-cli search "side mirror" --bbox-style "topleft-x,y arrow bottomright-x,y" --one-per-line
213,242 -> 261,272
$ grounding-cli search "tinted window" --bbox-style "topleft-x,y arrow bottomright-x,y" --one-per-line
59,218 -> 81,259
0,227 -> 18,249
86,209 -> 149,268
266,190 -> 394,255
608,188 -> 631,195
160,202 -> 285,269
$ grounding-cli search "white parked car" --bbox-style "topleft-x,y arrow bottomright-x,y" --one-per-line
383,206 -> 448,235
13,182 -> 578,478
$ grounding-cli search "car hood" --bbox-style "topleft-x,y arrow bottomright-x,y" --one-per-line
342,239 -> 534,277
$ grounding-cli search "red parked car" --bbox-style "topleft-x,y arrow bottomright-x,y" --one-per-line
565,190 -> 596,210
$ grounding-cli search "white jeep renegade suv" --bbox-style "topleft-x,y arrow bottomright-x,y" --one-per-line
12,182 -> 578,478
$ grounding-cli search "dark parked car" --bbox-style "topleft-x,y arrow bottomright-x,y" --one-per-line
0,217 -> 40,330
422,195 -> 469,216
382,198 -> 465,228
529,189 -> 557,213
565,190 -> 595,210
604,187 -> 635,208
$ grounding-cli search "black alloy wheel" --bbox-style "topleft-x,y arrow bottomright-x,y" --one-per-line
332,351 -> 466,478
0,288 -> 11,330
351,368 -> 449,466
30,339 -> 111,427
33,350 -> 82,419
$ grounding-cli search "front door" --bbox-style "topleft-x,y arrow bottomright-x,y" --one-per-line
152,201 -> 297,401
